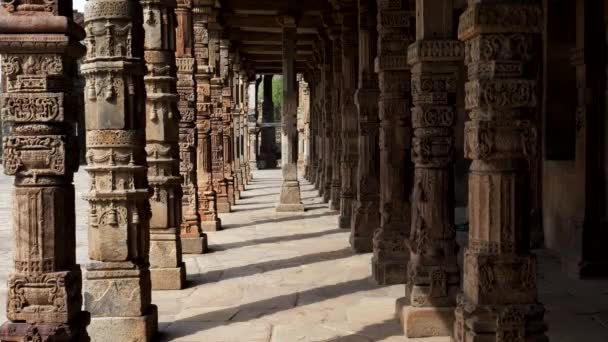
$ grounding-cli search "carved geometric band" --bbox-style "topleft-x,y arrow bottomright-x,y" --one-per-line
86,130 -> 144,148
467,61 -> 525,80
3,135 -> 67,177
378,10 -> 415,28
407,40 -> 464,65
411,136 -> 454,166
464,120 -> 537,160
411,106 -> 455,129
376,55 -> 408,71
458,4 -> 543,41
84,0 -> 132,22
1,93 -> 65,123
465,79 -> 537,111
176,57 -> 196,73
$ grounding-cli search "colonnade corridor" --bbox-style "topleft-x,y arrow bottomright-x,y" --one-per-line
0,168 -> 605,341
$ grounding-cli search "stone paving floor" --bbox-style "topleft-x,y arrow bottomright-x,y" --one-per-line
0,169 -> 607,341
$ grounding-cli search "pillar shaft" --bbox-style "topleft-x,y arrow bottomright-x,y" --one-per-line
82,0 -> 158,337
350,0 -> 380,253
322,39 -> 334,203
339,11 -> 359,229
175,0 -> 207,254
219,39 -> 235,210
371,0 -> 415,285
194,4 -> 222,231
260,74 -> 277,169
329,24 -> 342,211
454,1 -> 548,341
247,81 -> 260,173
399,0 -> 463,337
0,6 -> 88,341
276,17 -> 305,212
142,0 -> 186,290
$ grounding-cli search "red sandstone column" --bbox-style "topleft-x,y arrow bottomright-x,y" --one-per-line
0,6 -> 88,341
453,1 -> 549,340
371,0 -> 415,285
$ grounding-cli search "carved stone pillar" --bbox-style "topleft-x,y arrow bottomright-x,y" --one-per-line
247,80 -> 260,173
454,1 -> 548,341
276,16 -> 305,212
260,74 -> 277,169
175,0 -> 207,254
231,61 -> 244,198
397,0 -> 463,337
350,0 -> 380,253
142,0 -> 186,290
82,0 -> 158,338
312,52 -> 325,191
321,39 -> 334,203
297,75 -> 307,176
0,6 -> 89,341
219,39 -> 235,210
339,11 -> 359,229
239,72 -> 250,184
371,0 -> 415,285
329,23 -> 342,211
194,4 -> 222,231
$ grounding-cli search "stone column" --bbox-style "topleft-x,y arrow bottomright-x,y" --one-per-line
276,16 -> 305,212
312,55 -> 325,191
175,0 -> 207,254
142,0 -> 187,290
339,11 -> 359,229
454,1 -> 548,341
0,8 -> 88,341
82,0 -> 158,337
239,72 -> 250,184
371,0 -> 415,285
194,3 -> 222,231
260,74 -> 277,169
247,80 -> 260,173
397,0 -> 463,337
231,61 -> 244,198
329,23 -> 342,211
220,40 -> 235,209
350,0 -> 380,253
321,39 -> 334,203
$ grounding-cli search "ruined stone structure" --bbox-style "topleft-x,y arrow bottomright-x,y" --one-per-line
7,0 -> 608,340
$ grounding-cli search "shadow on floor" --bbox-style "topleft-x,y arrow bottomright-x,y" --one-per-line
211,228 -> 345,250
188,247 -> 354,285
220,211 -> 338,230
319,319 -> 402,341
158,277 -> 381,341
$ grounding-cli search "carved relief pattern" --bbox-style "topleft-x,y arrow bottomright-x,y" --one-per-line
351,0 -> 380,253
0,4 -> 86,333
454,2 -> 547,341
405,39 -> 462,309
371,0 -> 415,285
339,12 -> 359,229
219,40 -> 235,209
82,0 -> 155,323
193,7 -> 221,227
329,27 -> 342,211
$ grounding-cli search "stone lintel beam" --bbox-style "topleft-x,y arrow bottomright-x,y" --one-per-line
240,45 -> 313,55
230,31 -> 318,45
220,0 -> 331,14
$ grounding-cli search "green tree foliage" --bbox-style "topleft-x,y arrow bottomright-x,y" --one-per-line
272,76 -> 283,121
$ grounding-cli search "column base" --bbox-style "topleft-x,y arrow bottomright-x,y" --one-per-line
276,203 -> 305,212
339,215 -> 351,229
328,199 -> 340,211
216,203 -> 231,213
151,262 -> 186,290
0,315 -> 90,342
88,305 -> 157,342
397,300 -> 454,338
201,219 -> 222,231
371,256 -> 407,285
181,235 -> 208,254
349,234 -> 373,253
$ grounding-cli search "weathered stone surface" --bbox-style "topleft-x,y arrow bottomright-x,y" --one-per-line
0,5 -> 88,340
82,0 -> 157,337
88,305 -> 157,342
150,264 -> 187,290
371,0 -> 415,285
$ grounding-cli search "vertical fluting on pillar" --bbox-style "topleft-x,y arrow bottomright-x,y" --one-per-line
328,21 -> 342,212
193,3 -> 222,232
175,0 -> 207,254
142,0 -> 186,290
321,39 -> 334,203
339,10 -> 359,229
0,6 -> 88,341
231,59 -> 243,198
371,0 -> 415,285
219,39 -> 235,210
312,49 -> 325,191
276,15 -> 305,212
260,74 -> 277,169
247,80 -> 260,173
397,0 -> 463,337
82,0 -> 158,338
454,1 -> 548,341
350,0 -> 380,253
